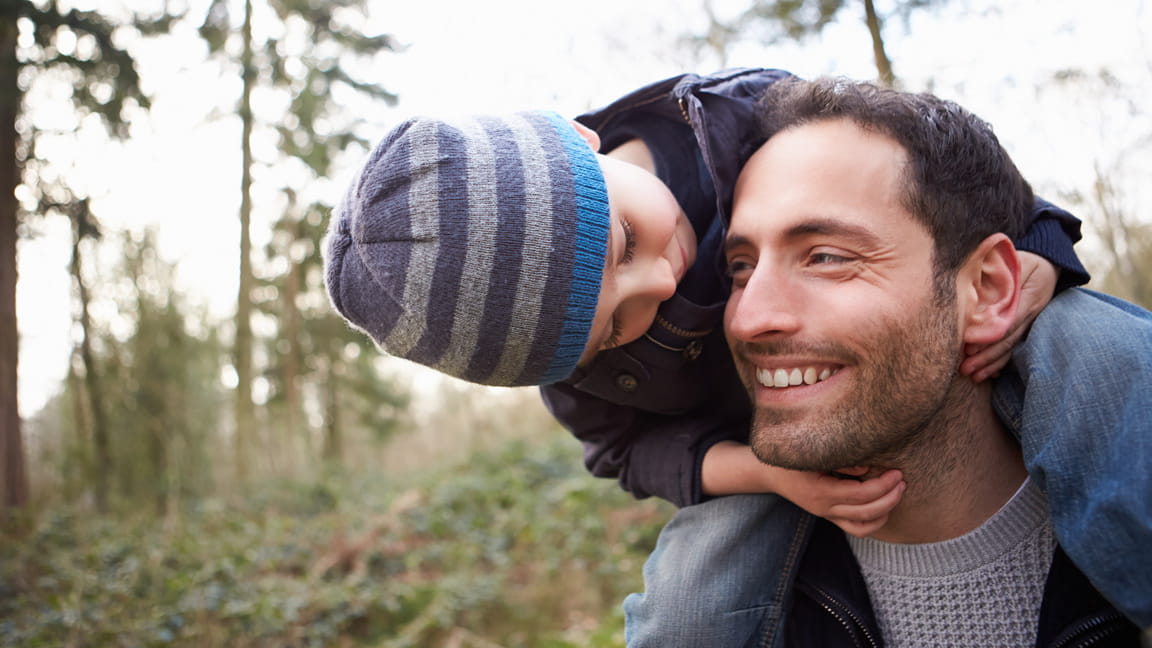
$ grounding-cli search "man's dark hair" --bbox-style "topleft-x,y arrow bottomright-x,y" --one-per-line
756,77 -> 1033,289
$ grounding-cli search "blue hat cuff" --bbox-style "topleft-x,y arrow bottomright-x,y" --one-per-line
539,111 -> 610,383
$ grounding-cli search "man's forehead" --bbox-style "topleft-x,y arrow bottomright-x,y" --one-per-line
730,119 -> 915,239
739,118 -> 904,180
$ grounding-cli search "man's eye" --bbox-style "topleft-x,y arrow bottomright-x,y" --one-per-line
726,259 -> 754,275
725,259 -> 755,284
809,252 -> 851,265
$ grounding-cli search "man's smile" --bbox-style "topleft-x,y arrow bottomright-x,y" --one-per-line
755,365 -> 841,389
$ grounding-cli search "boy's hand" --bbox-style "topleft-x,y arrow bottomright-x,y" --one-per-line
776,467 -> 905,538
960,251 -> 1057,382
701,442 -> 903,535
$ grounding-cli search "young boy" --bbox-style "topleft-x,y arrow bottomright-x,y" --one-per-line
326,68 -> 1151,643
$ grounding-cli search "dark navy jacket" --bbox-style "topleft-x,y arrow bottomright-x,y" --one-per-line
539,68 -> 1091,508
775,517 -> 1139,648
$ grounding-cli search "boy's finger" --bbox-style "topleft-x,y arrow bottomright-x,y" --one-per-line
837,514 -> 890,538
833,480 -> 906,517
832,469 -> 903,503
961,339 -> 1013,381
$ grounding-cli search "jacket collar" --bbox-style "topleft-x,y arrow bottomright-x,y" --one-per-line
789,518 -> 1138,647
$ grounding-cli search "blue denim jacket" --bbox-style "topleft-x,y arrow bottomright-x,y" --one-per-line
993,289 -> 1152,629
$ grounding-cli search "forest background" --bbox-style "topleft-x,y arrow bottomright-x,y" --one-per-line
1,0 -> 1150,646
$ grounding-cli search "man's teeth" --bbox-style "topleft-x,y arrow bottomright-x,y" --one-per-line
756,367 -> 834,388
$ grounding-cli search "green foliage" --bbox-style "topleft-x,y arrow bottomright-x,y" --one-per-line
198,0 -> 399,177
193,0 -> 402,479
3,0 -> 175,514
686,0 -> 948,84
31,229 -> 228,510
1045,68 -> 1152,310
1,437 -> 670,647
16,0 -> 153,137
741,0 -> 846,42
713,0 -> 944,43
257,200 -> 411,462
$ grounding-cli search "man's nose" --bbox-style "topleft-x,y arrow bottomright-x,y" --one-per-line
725,269 -> 802,341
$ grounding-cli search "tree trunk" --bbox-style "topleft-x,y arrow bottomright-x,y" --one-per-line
149,415 -> 167,516
282,237 -> 300,472
70,218 -> 111,511
1089,167 -> 1150,306
65,358 -> 89,500
0,6 -> 28,513
863,0 -> 896,87
233,0 -> 256,483
322,353 -> 341,465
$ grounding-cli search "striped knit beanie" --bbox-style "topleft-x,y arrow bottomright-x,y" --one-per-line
324,111 -> 610,386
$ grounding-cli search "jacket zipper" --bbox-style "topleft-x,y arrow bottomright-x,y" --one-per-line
808,585 -> 880,648
1048,610 -> 1128,648
653,314 -> 712,339
801,587 -> 1128,648
677,67 -> 770,125
678,97 -> 692,125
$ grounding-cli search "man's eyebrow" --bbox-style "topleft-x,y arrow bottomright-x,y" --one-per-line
783,219 -> 882,246
724,232 -> 754,256
725,218 -> 884,254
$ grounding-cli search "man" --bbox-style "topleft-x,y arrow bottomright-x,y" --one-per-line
721,78 -> 1140,646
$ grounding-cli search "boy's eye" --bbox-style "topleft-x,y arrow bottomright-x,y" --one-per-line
602,315 -> 623,350
621,218 -> 636,265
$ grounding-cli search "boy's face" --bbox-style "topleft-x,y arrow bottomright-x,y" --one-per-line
579,153 -> 697,364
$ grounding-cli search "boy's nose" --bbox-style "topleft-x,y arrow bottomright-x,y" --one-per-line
644,257 -> 678,302
619,257 -> 676,306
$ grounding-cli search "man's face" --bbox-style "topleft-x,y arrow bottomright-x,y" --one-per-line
724,118 -> 964,472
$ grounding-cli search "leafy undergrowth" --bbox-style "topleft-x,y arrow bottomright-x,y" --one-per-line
0,438 -> 671,647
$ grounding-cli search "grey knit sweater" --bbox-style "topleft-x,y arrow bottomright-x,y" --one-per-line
847,478 -> 1056,648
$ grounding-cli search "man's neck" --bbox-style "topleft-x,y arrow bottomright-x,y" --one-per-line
869,381 -> 1028,544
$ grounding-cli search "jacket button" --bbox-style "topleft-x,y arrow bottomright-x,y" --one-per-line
615,373 -> 638,393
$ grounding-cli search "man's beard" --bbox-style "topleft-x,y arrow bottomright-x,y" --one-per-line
739,295 -> 963,473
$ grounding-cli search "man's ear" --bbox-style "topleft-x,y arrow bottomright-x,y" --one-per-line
570,120 -> 601,152
958,233 -> 1021,346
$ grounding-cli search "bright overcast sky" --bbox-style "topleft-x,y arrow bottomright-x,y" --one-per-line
16,0 -> 1152,416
